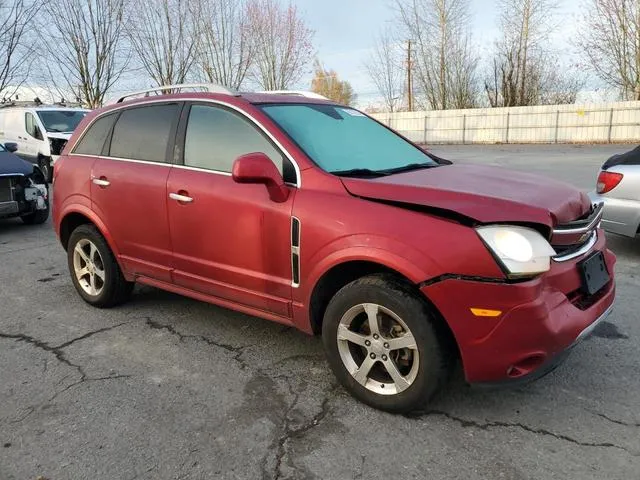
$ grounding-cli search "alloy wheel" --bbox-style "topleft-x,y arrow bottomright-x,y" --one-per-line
73,239 -> 106,297
337,303 -> 420,395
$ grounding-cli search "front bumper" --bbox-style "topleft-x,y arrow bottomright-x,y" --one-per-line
589,190 -> 640,238
422,229 -> 616,384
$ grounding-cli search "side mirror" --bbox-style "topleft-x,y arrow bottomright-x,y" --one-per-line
232,152 -> 289,203
35,127 -> 43,141
4,142 -> 18,153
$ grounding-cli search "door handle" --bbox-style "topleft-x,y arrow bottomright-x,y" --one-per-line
92,177 -> 110,187
169,192 -> 193,203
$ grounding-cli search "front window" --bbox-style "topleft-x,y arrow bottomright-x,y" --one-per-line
37,110 -> 87,133
259,104 -> 438,176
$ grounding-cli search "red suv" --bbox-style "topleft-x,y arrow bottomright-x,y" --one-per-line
53,84 -> 616,412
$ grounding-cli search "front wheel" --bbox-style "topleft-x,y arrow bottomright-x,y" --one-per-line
38,156 -> 53,183
67,224 -> 134,308
322,275 -> 451,413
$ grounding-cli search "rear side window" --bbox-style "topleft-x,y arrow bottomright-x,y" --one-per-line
109,103 -> 179,162
73,113 -> 117,155
184,104 -> 283,174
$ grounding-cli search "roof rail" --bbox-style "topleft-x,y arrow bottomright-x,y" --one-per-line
116,83 -> 236,103
257,90 -> 329,100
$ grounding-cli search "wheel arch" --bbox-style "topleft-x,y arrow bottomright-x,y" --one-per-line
58,207 -> 120,259
307,259 -> 460,363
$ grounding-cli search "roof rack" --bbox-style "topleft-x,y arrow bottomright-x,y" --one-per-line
257,90 -> 329,100
0,98 -> 85,109
116,83 -> 235,103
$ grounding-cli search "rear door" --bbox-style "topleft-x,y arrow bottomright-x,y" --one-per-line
166,102 -> 296,317
90,102 -> 182,282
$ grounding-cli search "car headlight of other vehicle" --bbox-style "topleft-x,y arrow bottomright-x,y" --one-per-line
476,225 -> 556,277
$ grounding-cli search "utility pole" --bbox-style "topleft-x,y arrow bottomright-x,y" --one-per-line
407,39 -> 413,112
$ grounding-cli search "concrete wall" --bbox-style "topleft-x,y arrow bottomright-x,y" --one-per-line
370,101 -> 640,145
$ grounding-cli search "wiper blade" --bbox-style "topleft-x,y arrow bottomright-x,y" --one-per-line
380,163 -> 440,174
330,168 -> 390,178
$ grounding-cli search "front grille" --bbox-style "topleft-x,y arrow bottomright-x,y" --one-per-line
551,202 -> 603,262
0,177 -> 14,202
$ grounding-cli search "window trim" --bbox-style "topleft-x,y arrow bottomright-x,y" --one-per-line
104,101 -> 184,164
175,101 -> 294,183
69,97 -> 301,187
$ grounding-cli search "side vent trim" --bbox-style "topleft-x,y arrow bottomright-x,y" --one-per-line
291,217 -> 301,287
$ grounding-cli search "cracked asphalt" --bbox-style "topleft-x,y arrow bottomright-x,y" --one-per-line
1,144 -> 639,480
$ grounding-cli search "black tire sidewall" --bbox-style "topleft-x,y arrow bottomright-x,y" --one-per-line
21,200 -> 49,225
67,225 -> 122,307
322,277 -> 447,413
39,157 -> 52,183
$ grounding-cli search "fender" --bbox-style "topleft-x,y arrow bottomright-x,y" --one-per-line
57,199 -> 121,260
298,234 -> 445,303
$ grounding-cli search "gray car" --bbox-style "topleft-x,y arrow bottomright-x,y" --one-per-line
589,145 -> 640,238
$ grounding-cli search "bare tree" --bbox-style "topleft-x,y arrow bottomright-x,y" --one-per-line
311,60 -> 357,105
578,0 -> 640,101
194,0 -> 253,90
0,0 -> 42,100
40,0 -> 129,108
127,0 -> 198,87
396,0 -> 479,110
485,0 -> 581,106
245,0 -> 314,90
364,28 -> 405,112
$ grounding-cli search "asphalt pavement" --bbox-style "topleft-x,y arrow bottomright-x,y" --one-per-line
1,144 -> 638,480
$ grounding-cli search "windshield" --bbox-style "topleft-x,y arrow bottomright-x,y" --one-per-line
37,110 -> 87,133
258,104 -> 437,175
0,144 -> 5,152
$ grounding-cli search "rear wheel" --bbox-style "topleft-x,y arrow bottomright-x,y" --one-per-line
322,275 -> 451,413
67,224 -> 134,308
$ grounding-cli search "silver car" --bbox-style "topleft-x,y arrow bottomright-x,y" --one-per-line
589,145 -> 640,238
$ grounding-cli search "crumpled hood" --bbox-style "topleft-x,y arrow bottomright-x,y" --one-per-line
0,151 -> 35,176
47,132 -> 72,141
341,164 -> 591,229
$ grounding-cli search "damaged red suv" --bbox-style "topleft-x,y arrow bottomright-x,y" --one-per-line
53,85 -> 616,412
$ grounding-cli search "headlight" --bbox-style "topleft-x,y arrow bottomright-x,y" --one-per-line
476,225 -> 556,277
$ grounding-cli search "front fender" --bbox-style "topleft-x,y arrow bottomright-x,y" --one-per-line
299,234 -> 444,303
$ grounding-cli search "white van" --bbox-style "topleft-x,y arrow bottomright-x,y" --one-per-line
0,101 -> 89,181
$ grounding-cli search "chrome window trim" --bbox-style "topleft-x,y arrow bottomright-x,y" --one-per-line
74,153 -> 172,168
552,230 -> 598,262
70,97 -> 302,187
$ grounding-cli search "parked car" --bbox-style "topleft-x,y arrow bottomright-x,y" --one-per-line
589,145 -> 640,238
53,84 -> 616,413
0,100 -> 89,182
0,141 -> 49,224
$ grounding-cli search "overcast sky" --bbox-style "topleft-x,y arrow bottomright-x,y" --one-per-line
294,0 -> 589,105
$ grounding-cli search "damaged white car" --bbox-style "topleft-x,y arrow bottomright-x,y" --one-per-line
0,142 -> 49,225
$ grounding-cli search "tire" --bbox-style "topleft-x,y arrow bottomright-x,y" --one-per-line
38,156 -> 53,183
21,201 -> 49,225
322,275 -> 451,413
67,224 -> 134,308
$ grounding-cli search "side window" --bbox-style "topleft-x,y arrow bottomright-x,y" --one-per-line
184,104 -> 285,175
109,103 -> 179,162
73,113 -> 117,155
25,112 -> 42,140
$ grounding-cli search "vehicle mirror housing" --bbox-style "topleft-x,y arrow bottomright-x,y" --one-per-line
232,152 -> 289,203
4,142 -> 18,153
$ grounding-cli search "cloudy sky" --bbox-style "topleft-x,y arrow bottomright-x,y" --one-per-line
295,0 -> 590,105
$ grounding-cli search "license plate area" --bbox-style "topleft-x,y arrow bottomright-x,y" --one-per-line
579,251 -> 610,295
